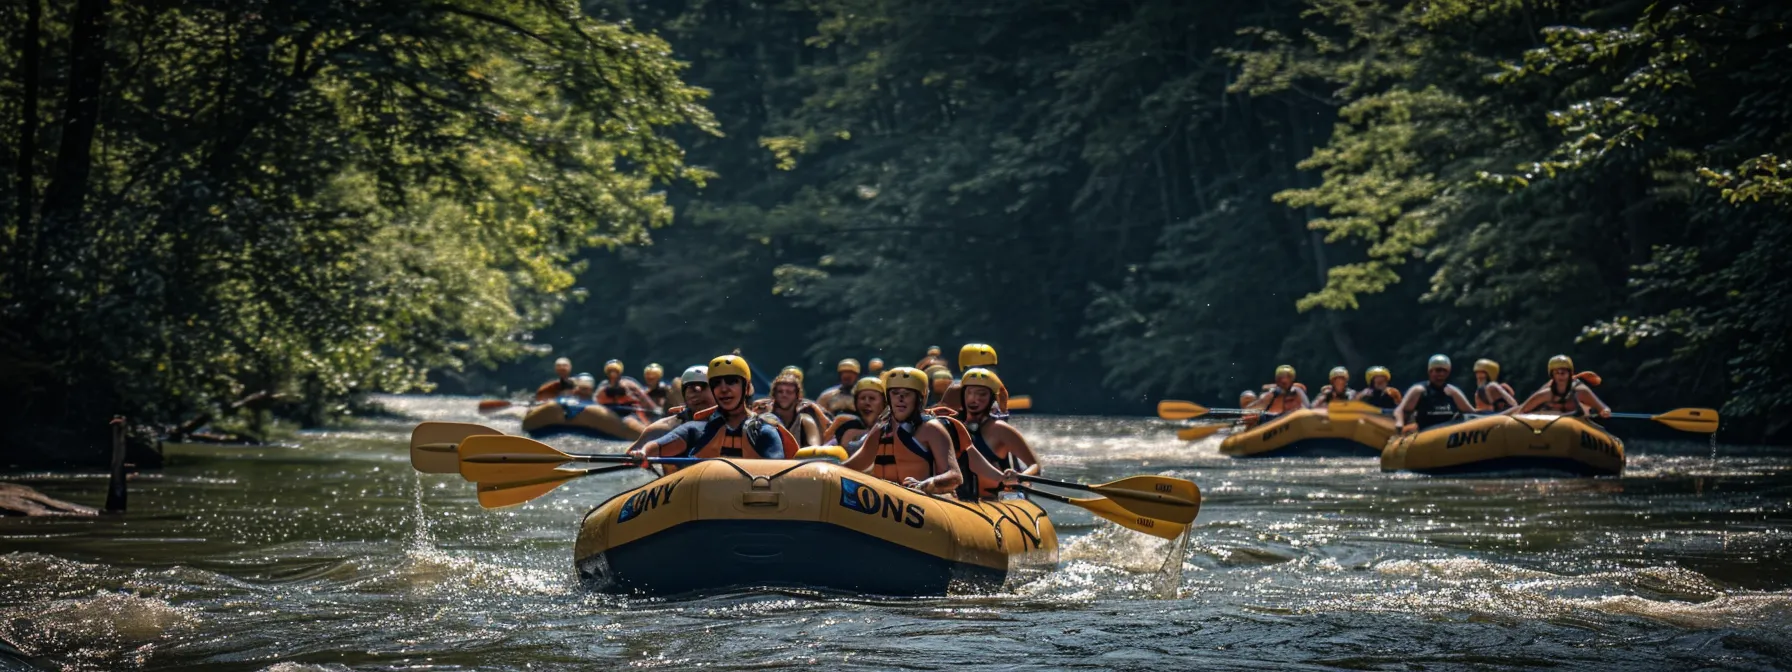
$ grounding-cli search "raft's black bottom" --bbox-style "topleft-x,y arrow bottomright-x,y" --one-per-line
1404,456 -> 1619,478
1233,438 -> 1380,458
579,520 -> 1007,597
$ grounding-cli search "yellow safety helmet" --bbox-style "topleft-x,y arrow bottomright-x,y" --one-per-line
1365,366 -> 1391,385
867,358 -> 885,373
708,355 -> 752,382
1473,358 -> 1500,381
644,362 -> 663,376
1427,354 -> 1452,371
837,358 -> 861,374
852,376 -> 886,395
959,343 -> 998,370
883,367 -> 930,399
927,366 -> 953,383
784,365 -> 813,387
1274,365 -> 1296,379
1548,354 -> 1574,373
961,367 -> 1003,392
603,359 -> 624,375
1328,366 -> 1349,382
926,345 -> 942,357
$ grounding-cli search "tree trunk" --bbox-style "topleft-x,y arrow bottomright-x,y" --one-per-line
36,0 -> 112,249
1283,100 -> 1365,370
11,0 -> 42,276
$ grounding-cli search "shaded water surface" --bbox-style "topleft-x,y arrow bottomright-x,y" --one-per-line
3,396 -> 1790,670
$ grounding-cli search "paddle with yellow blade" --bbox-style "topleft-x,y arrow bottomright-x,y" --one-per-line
1604,408 -> 1721,434
411,421 -> 506,474
1156,400 -> 1211,421
1307,400 -> 1720,434
1015,474 -> 1200,524
1023,488 -> 1189,540
1005,396 -> 1033,411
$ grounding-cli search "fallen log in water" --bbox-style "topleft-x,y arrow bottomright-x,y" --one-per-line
0,482 -> 99,517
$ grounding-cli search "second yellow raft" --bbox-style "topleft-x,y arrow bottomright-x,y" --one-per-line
1219,407 -> 1396,457
1380,414 -> 1625,476
574,458 -> 1060,596
522,399 -> 649,441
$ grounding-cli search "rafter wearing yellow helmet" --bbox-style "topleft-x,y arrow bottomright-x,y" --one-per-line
1515,354 -> 1612,419
816,358 -> 865,416
824,376 -> 889,449
939,343 -> 1011,416
950,368 -> 1040,500
1353,366 -> 1401,410
1471,359 -> 1517,412
841,367 -> 969,496
628,354 -> 794,472
641,363 -> 672,409
1394,355 -> 1474,434
1310,366 -> 1355,407
1246,365 -> 1308,417
595,358 -> 656,417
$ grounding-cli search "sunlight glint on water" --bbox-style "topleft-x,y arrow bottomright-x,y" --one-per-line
0,395 -> 1788,670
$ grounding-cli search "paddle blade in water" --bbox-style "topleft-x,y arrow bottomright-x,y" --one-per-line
477,399 -> 515,412
475,470 -> 585,509
1090,475 -> 1201,523
1006,396 -> 1033,411
410,422 -> 504,474
1157,400 -> 1209,420
1074,494 -> 1188,540
1176,425 -> 1222,441
1653,407 -> 1720,434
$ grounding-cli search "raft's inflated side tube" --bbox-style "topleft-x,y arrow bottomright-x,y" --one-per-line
573,459 -> 1059,596
521,399 -> 648,441
1219,408 -> 1395,457
1380,414 -> 1624,476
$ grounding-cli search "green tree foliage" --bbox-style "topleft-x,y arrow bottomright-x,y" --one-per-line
497,0 -> 1787,441
0,0 -> 713,463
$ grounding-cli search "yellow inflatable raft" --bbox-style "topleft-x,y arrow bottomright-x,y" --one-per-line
574,458 -> 1060,596
1380,414 -> 1624,476
521,399 -> 649,441
1219,407 -> 1396,457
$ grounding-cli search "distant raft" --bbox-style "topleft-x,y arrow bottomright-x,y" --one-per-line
1380,413 -> 1624,476
521,398 -> 650,441
573,458 -> 1060,596
1219,407 -> 1396,457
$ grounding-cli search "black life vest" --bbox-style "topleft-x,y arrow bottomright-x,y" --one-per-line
1415,383 -> 1459,429
955,420 -> 1010,501
1361,387 -> 1401,410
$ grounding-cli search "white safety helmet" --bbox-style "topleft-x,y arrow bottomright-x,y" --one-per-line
680,365 -> 708,386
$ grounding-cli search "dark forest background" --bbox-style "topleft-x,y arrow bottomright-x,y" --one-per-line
4,0 -> 1787,464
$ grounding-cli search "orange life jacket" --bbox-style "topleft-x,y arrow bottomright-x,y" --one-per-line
596,385 -> 633,407
1539,381 -> 1586,414
1260,383 -> 1306,414
861,414 -> 968,486
662,412 -> 797,474
536,379 -> 574,402
955,418 -> 1013,500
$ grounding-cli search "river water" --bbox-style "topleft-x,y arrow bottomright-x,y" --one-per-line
2,395 -> 1789,670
